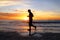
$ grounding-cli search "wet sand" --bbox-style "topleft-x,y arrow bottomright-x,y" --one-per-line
0,31 -> 60,40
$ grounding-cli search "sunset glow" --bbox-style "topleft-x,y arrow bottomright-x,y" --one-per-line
23,17 -> 29,21
0,0 -> 60,20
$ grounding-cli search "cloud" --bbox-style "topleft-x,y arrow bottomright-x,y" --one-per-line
0,0 -> 21,1
0,0 -> 30,7
0,12 -> 22,20
0,0 -> 31,13
0,12 -> 21,17
0,1 -> 21,6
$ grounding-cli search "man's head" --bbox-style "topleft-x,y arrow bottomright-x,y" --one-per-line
28,9 -> 31,12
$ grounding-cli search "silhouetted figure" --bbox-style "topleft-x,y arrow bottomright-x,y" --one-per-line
28,9 -> 36,31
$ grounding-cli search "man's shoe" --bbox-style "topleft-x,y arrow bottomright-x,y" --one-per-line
27,29 -> 31,31
34,26 -> 36,30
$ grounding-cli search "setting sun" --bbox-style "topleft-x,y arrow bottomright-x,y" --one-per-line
20,16 -> 29,22
23,17 -> 29,21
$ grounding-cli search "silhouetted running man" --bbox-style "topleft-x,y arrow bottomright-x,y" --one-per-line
27,9 -> 36,31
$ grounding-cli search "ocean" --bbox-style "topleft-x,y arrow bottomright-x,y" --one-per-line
0,20 -> 60,36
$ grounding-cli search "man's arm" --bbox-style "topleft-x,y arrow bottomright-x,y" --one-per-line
27,15 -> 29,17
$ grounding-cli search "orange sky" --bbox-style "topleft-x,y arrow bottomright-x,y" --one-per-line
0,10 -> 60,21
0,1 -> 60,21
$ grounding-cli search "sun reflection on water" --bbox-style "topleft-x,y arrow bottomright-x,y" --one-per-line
17,26 -> 35,36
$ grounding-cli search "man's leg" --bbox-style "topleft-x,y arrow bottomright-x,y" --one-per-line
27,23 -> 31,31
31,19 -> 36,30
31,24 -> 36,30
